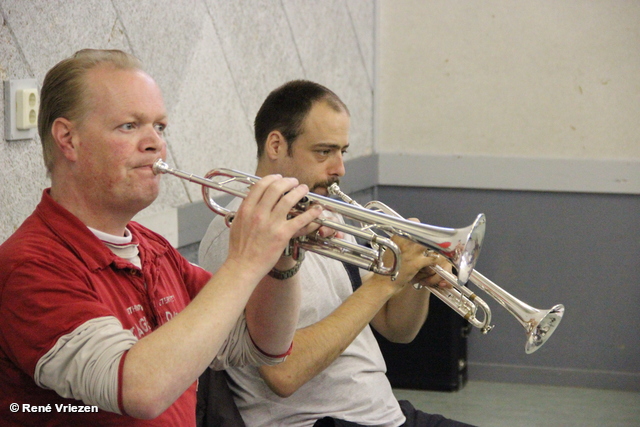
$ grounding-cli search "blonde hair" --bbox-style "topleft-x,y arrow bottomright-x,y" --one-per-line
38,49 -> 143,174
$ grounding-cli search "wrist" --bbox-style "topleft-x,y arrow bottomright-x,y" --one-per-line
361,274 -> 402,298
268,257 -> 303,280
273,255 -> 297,271
219,258 -> 264,285
268,246 -> 305,281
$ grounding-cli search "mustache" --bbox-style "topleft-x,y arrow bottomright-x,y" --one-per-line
311,177 -> 340,191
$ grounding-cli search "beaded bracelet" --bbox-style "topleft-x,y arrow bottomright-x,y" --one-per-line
268,258 -> 303,280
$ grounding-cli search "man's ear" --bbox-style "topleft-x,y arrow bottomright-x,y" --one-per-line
264,130 -> 288,160
51,117 -> 78,162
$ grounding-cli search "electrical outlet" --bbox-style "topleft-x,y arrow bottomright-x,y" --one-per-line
4,79 -> 39,141
16,88 -> 39,130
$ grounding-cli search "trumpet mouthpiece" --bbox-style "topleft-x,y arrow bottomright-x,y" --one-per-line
152,159 -> 169,175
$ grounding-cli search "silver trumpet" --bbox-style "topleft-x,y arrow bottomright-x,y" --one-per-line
328,184 -> 564,354
152,160 -> 485,284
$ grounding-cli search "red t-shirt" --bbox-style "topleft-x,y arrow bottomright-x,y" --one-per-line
0,190 -> 212,426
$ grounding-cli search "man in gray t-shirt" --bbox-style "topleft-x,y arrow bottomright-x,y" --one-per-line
199,80 -> 475,427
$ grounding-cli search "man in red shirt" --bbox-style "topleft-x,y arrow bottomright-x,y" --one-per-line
0,49 -> 324,426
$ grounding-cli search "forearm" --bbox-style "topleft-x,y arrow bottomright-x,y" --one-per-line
371,250 -> 453,343
372,284 -> 431,343
121,261 -> 261,419
259,276 -> 397,397
245,256 -> 301,356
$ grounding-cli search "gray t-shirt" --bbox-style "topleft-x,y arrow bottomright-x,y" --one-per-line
198,198 -> 405,427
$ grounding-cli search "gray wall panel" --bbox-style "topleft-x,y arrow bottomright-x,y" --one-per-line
376,185 -> 640,391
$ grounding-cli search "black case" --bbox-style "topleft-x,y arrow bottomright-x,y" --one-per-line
373,294 -> 470,391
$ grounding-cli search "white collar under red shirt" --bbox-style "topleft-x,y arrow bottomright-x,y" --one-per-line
88,226 -> 142,269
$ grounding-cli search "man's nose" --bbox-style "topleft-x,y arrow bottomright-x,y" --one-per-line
140,125 -> 165,152
330,152 -> 346,177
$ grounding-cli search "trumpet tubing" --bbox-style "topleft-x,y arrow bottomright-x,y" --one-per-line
327,184 -> 564,354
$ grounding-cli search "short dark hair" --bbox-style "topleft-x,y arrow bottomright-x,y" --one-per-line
254,80 -> 349,158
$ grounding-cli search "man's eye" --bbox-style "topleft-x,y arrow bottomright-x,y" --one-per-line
154,123 -> 166,133
120,123 -> 135,131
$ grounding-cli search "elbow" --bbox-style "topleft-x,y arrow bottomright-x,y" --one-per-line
387,333 -> 417,345
260,368 -> 301,398
122,390 -> 172,420
264,376 -> 299,398
126,404 -> 168,421
270,385 -> 296,398
124,402 -> 167,420
381,328 -> 421,344
378,312 -> 428,344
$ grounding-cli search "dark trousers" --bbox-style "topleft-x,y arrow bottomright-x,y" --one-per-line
313,400 -> 476,427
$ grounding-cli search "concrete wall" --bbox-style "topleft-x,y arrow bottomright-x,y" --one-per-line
0,0 -> 375,245
376,0 -> 640,158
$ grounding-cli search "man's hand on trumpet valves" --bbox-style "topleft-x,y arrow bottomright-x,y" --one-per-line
295,206 -> 346,240
379,218 -> 454,291
227,174 -> 325,279
415,250 -> 453,290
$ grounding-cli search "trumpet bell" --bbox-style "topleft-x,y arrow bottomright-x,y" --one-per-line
469,270 -> 565,353
525,304 -> 565,354
353,198 -> 485,286
455,214 -> 485,285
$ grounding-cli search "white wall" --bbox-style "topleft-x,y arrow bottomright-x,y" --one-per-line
0,0 -> 375,244
376,1 -> 640,193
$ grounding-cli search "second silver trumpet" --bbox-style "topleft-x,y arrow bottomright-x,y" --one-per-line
328,184 -> 564,354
